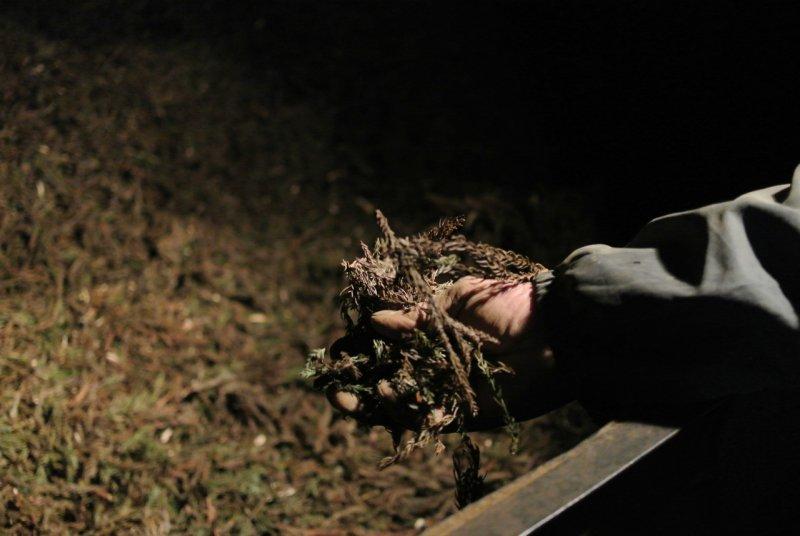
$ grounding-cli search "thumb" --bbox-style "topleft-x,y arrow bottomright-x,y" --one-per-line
369,277 -> 490,338
370,308 -> 427,339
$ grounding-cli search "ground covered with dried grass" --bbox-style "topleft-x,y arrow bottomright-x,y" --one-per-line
0,19 -> 595,534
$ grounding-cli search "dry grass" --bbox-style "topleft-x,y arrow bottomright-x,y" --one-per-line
0,20 -> 595,534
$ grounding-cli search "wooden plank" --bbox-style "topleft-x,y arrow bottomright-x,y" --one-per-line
424,421 -> 680,536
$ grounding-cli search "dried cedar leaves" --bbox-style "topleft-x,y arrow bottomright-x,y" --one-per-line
305,211 -> 546,505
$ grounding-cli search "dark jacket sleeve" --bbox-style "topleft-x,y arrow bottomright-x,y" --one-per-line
537,167 -> 800,418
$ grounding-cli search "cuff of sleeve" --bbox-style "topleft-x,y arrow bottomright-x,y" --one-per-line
533,269 -> 555,306
533,269 -> 558,345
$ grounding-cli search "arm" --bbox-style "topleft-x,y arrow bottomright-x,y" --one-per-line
330,166 -> 800,428
540,167 -> 800,418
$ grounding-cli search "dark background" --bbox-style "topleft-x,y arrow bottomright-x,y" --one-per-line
8,0 -> 799,245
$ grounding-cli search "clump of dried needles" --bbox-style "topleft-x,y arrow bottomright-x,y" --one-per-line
306,211 -> 546,504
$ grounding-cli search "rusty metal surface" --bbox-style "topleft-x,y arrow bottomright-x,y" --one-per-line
424,421 -> 681,536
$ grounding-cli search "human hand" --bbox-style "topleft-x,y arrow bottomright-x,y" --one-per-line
328,276 -> 572,431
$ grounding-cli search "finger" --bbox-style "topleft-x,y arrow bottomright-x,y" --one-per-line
375,380 -> 416,428
373,378 -> 424,430
370,308 -> 427,339
328,385 -> 412,431
368,278 -> 477,338
327,389 -> 363,414
376,379 -> 398,402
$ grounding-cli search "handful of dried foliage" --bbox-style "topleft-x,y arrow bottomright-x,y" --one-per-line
305,210 -> 546,503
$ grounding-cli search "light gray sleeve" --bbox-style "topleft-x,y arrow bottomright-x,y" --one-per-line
538,166 -> 800,417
